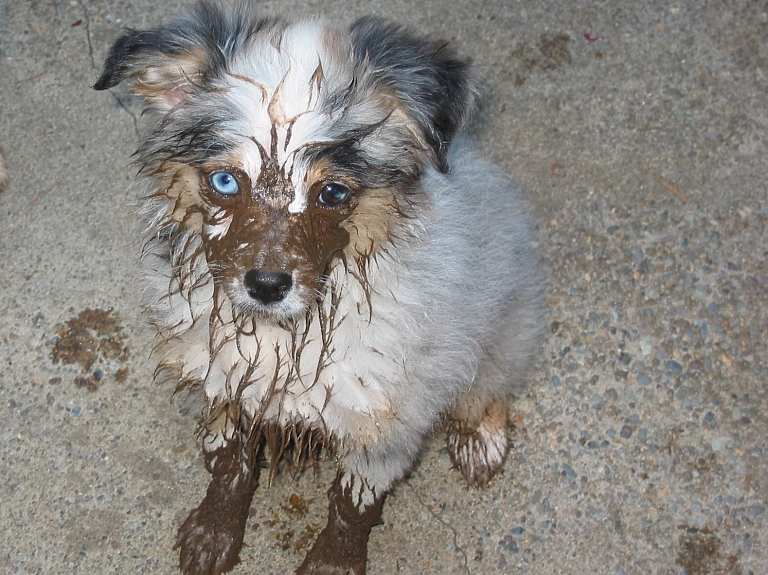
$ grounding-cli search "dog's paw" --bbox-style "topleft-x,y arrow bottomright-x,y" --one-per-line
295,531 -> 367,575
176,476 -> 255,575
176,504 -> 244,575
296,560 -> 364,575
295,511 -> 369,575
296,472 -> 383,575
447,400 -> 509,487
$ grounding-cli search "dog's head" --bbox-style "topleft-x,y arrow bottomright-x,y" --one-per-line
95,1 -> 477,320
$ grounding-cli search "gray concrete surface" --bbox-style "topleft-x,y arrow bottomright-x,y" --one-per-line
1,1 -> 766,574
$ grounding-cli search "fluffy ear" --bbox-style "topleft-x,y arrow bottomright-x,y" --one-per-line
93,29 -> 212,111
350,17 -> 479,172
93,2 -> 237,111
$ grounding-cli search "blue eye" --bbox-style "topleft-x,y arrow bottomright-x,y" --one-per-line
209,171 -> 239,196
318,183 -> 351,208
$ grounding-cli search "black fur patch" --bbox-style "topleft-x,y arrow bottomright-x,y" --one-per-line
94,1 -> 283,91
350,17 -> 478,172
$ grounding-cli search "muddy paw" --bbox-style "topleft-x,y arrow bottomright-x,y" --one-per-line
176,504 -> 244,575
296,560 -> 364,575
296,472 -> 383,575
295,518 -> 368,575
447,401 -> 509,487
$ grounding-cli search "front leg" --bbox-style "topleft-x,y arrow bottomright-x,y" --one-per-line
296,471 -> 384,575
176,427 -> 258,575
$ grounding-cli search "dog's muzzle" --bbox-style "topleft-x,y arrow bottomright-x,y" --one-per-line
244,269 -> 293,304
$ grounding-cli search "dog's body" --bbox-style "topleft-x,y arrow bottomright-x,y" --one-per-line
95,2 -> 542,574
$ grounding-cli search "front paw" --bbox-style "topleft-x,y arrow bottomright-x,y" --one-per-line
296,472 -> 383,575
295,524 -> 367,575
297,561 -> 363,575
175,468 -> 256,575
447,400 -> 510,487
176,503 -> 245,575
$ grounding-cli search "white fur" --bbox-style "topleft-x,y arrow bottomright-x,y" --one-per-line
214,21 -> 350,211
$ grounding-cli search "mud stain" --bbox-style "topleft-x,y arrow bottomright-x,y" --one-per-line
676,526 -> 742,575
256,494 -> 319,554
51,308 -> 129,390
282,493 -> 310,518
505,33 -> 572,86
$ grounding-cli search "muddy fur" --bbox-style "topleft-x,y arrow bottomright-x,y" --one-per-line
95,1 -> 543,574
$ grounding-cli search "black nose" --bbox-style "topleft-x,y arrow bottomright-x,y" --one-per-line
243,270 -> 293,304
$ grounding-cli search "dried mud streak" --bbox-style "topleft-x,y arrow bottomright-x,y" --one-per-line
407,483 -> 471,575
77,0 -> 140,136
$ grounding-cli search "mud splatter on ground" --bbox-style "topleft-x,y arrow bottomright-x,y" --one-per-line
676,526 -> 742,575
292,523 -> 320,554
505,33 -> 572,86
282,493 -> 310,518
51,308 -> 129,390
255,494 -> 320,554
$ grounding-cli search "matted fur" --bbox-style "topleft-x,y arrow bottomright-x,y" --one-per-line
95,1 -> 543,573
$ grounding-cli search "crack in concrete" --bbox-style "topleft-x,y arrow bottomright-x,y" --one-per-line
76,0 -> 139,137
407,483 -> 471,575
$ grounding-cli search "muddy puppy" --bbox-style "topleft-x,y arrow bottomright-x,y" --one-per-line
95,1 -> 543,573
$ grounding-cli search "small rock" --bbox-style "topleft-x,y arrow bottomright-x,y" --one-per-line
711,437 -> 730,452
499,535 -> 519,553
665,360 -> 682,373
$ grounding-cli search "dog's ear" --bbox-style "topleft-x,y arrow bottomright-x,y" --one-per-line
93,22 -> 223,111
93,2 -> 241,111
350,17 -> 478,173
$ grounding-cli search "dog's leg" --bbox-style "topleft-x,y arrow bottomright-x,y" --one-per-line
447,396 -> 510,487
176,414 -> 258,575
296,470 -> 384,575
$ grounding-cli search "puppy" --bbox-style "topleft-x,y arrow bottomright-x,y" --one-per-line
95,1 -> 542,574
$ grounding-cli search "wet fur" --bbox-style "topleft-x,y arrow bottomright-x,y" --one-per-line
95,1 -> 543,573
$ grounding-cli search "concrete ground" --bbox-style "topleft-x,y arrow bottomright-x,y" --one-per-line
1,0 -> 766,573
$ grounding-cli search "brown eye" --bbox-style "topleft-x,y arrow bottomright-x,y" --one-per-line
317,182 -> 351,208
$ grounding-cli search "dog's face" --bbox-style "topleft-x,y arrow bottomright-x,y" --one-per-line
95,4 -> 477,320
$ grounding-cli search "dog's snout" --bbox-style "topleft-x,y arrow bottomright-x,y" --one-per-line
244,269 -> 293,304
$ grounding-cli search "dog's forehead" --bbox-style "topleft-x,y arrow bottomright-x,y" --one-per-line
216,21 -> 355,213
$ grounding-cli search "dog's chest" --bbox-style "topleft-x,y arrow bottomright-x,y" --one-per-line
157,263 -> 410,441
